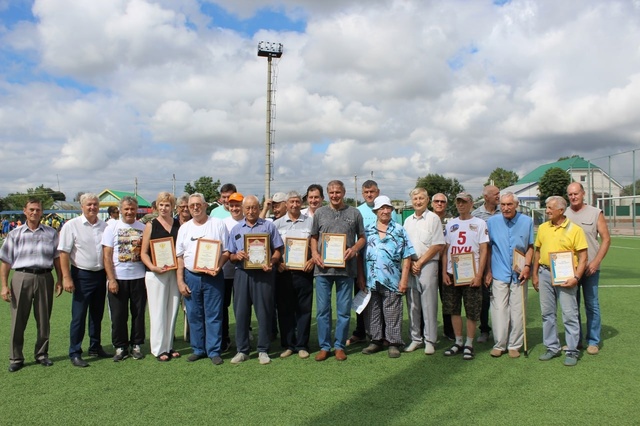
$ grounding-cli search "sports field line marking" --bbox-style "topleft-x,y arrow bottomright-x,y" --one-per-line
600,285 -> 640,288
610,245 -> 639,250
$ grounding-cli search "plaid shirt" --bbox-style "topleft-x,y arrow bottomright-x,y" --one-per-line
0,224 -> 59,269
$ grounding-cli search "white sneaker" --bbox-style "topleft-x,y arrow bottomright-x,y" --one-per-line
477,332 -> 490,343
298,350 -> 310,359
404,341 -> 423,352
258,352 -> 271,365
230,352 -> 249,364
424,342 -> 435,355
280,349 -> 294,358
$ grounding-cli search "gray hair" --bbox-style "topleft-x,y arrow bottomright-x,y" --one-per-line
120,195 -> 138,208
189,193 -> 206,205
546,195 -> 567,211
409,187 -> 428,198
286,191 -> 302,201
177,194 -> 190,205
243,195 -> 260,206
500,192 -> 519,206
79,193 -> 99,205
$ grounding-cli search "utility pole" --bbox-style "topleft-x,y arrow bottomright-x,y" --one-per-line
172,174 -> 176,196
134,177 -> 138,196
354,175 -> 358,207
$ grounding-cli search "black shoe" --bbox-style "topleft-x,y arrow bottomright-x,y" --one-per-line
210,356 -> 223,365
88,348 -> 113,358
221,340 -> 231,353
70,357 -> 89,368
113,347 -> 129,362
36,357 -> 54,367
187,353 -> 207,362
8,363 -> 23,373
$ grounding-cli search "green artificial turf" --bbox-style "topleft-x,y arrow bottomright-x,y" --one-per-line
1,236 -> 639,425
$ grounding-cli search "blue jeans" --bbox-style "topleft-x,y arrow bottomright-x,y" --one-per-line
538,267 -> 579,354
315,275 -> 353,351
577,271 -> 601,346
183,270 -> 224,358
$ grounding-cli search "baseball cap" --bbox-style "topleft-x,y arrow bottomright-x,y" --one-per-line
455,192 -> 473,202
372,195 -> 393,211
228,193 -> 244,203
272,192 -> 287,203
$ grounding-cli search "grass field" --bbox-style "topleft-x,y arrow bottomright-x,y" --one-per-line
1,236 -> 639,425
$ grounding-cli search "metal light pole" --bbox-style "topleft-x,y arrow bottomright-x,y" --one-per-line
257,41 -> 283,200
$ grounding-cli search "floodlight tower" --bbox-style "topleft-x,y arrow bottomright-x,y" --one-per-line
257,41 -> 283,200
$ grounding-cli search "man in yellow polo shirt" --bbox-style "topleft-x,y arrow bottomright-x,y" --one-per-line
532,196 -> 587,367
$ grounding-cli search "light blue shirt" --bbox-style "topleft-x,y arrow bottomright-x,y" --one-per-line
364,221 -> 415,292
487,212 -> 534,283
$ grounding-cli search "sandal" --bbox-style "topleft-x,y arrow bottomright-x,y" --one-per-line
463,346 -> 475,360
444,344 -> 463,356
169,349 -> 181,358
157,352 -> 171,362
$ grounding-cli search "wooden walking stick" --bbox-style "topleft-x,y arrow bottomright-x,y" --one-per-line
521,281 -> 528,357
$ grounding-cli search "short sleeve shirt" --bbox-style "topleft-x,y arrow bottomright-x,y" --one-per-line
444,217 -> 489,274
101,220 -> 146,280
487,212 -> 534,283
364,221 -> 415,291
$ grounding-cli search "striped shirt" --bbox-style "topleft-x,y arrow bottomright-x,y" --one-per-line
0,224 -> 60,269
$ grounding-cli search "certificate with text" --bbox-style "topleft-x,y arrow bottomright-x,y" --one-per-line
512,249 -> 526,274
452,253 -> 476,286
244,234 -> 270,269
321,233 -> 346,268
193,239 -> 221,273
150,237 -> 177,270
284,237 -> 308,270
550,251 -> 575,285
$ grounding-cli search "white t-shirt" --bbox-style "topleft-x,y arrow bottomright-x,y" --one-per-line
444,216 -> 489,274
403,210 -> 445,261
101,220 -> 146,280
176,217 -> 229,272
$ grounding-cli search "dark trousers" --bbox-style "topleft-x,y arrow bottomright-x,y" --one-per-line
480,284 -> 491,334
234,269 -> 274,354
108,278 -> 147,349
438,261 -> 454,338
277,270 -> 313,351
352,279 -> 366,338
9,271 -> 54,363
69,267 -> 107,358
222,278 -> 234,345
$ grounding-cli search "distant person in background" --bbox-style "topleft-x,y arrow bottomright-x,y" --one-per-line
140,201 -> 159,224
1,198 -> 62,372
301,184 -> 324,218
58,193 -> 111,368
260,192 -> 288,221
2,217 -> 10,237
472,185 -> 501,344
176,194 -> 191,226
565,182 -> 610,355
107,206 -> 119,222
209,183 -> 237,219
140,192 -> 181,362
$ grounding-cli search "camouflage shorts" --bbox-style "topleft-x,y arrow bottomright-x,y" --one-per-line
442,274 -> 482,321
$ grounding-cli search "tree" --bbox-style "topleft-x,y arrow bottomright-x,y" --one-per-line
3,189 -> 55,210
184,177 -> 221,204
621,179 -> 640,196
538,167 -> 571,207
557,154 -> 580,161
415,173 -> 464,215
485,167 -> 519,189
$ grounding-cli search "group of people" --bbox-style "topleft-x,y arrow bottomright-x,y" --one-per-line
0,179 -> 609,372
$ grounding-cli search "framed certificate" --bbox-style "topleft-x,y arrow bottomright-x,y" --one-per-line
452,252 -> 476,286
549,251 -> 575,286
150,237 -> 177,270
193,239 -> 221,272
321,233 -> 346,268
512,249 -> 526,274
284,237 -> 308,270
244,234 -> 270,269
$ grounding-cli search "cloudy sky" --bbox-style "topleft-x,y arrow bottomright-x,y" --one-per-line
1,0 -> 639,204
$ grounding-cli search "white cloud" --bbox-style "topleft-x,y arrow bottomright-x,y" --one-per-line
1,0 -> 640,203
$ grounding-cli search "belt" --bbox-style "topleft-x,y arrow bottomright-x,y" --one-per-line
16,268 -> 51,275
539,264 -> 550,271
